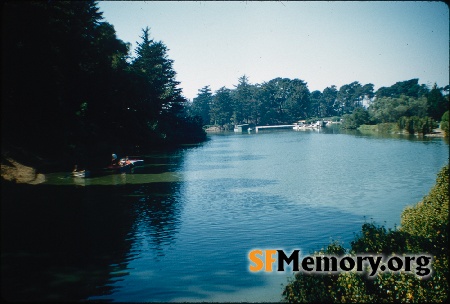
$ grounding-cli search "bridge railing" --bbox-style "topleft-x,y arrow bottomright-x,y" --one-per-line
255,125 -> 295,132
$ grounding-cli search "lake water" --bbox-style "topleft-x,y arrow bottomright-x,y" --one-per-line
1,127 -> 448,302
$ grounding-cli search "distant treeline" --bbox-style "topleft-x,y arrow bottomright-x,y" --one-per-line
189,76 -> 449,132
1,1 -> 206,167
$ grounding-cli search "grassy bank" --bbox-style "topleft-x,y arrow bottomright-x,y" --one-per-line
358,123 -> 400,134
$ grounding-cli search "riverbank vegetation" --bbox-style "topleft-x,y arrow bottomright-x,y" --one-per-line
190,77 -> 448,136
2,1 -> 448,172
441,111 -> 449,137
1,1 -> 205,170
283,164 -> 449,303
357,123 -> 400,135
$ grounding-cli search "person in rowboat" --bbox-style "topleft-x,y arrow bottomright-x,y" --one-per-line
118,156 -> 131,166
72,165 -> 86,176
111,153 -> 118,165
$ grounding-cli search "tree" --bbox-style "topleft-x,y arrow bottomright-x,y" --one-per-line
368,96 -> 428,123
131,27 -> 182,118
191,86 -> 213,125
336,81 -> 370,114
1,1 -> 206,165
210,87 -> 233,126
284,79 -> 310,121
2,0 -> 110,155
322,85 -> 339,117
127,26 -> 190,144
341,107 -> 371,129
256,77 -> 309,124
309,90 -> 323,118
398,116 -> 435,135
257,81 -> 281,125
232,75 -> 257,124
375,79 -> 429,99
427,83 -> 449,120
361,83 -> 375,107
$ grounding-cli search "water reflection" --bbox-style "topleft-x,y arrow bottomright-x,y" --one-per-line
129,182 -> 183,256
1,151 -> 187,301
1,131 -> 448,302
1,183 -> 135,301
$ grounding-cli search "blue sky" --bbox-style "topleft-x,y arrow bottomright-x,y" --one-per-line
97,1 -> 449,101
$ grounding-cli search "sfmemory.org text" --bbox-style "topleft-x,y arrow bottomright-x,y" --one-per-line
248,249 -> 432,278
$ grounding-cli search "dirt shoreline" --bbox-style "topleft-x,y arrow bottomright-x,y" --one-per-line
424,128 -> 446,138
1,157 -> 46,184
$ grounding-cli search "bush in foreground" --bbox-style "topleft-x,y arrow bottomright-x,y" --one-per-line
283,164 -> 449,302
441,111 -> 449,137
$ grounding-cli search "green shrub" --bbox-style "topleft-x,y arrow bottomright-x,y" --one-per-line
357,124 -> 379,133
282,241 -> 345,303
400,164 -> 449,292
358,123 -> 400,134
283,165 -> 449,303
397,116 -> 436,134
378,122 -> 400,134
350,223 -> 408,254
441,111 -> 449,137
400,165 -> 448,247
342,108 -> 371,129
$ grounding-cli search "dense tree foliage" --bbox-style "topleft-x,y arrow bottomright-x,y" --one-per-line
191,77 -> 374,126
375,79 -> 429,99
397,116 -> 435,135
232,75 -> 257,124
211,87 -> 234,127
191,75 -> 448,133
368,96 -> 429,123
427,83 -> 449,121
341,107 -> 371,129
336,81 -> 374,115
189,86 -> 213,125
2,1 -> 447,168
1,1 -> 205,167
284,164 -> 449,303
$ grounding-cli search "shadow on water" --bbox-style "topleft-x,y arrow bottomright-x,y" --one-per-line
1,178 -> 183,302
2,132 -> 447,302
1,146 -> 196,302
1,176 -> 363,302
322,124 -> 449,144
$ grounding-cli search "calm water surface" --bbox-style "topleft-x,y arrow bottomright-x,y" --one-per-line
2,128 -> 448,302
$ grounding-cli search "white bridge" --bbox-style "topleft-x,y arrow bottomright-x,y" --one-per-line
254,125 -> 295,132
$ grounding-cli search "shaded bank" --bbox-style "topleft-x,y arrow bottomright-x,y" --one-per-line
358,123 -> 446,137
1,1 -> 206,175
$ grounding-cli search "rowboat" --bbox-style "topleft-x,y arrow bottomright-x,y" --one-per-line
72,170 -> 91,178
106,159 -> 144,173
